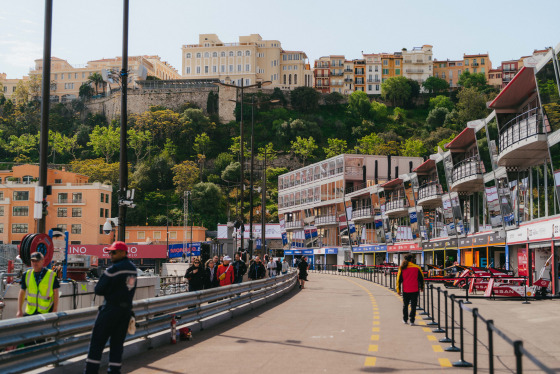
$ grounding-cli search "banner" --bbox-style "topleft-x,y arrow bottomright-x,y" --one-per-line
304,227 -> 311,240
339,213 -> 347,229
348,222 -> 356,234
256,238 -> 262,250
168,243 -> 184,259
311,227 -> 318,238
281,232 -> 288,246
68,244 -> 168,259
409,210 -> 417,224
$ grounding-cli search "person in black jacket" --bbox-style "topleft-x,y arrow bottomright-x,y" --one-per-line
276,258 -> 282,276
298,256 -> 309,289
204,259 -> 220,289
185,259 -> 204,291
85,241 -> 137,374
233,252 -> 247,284
248,256 -> 266,280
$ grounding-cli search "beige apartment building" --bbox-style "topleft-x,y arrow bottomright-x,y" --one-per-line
402,45 -> 433,88
22,55 -> 180,103
0,165 -> 112,245
0,73 -> 30,102
181,34 -> 312,90
364,54 -> 382,95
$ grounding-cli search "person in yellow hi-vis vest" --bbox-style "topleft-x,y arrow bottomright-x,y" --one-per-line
17,252 -> 60,317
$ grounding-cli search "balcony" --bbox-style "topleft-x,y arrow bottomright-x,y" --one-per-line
497,108 -> 549,168
405,69 -> 424,74
385,198 -> 409,217
330,72 -> 343,76
285,220 -> 303,231
367,79 -> 381,83
54,198 -> 86,205
352,207 -> 374,223
344,78 -> 353,83
450,156 -> 484,192
344,69 -> 353,73
315,215 -> 338,227
417,181 -> 443,208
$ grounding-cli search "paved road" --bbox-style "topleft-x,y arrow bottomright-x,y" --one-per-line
122,273 -> 460,373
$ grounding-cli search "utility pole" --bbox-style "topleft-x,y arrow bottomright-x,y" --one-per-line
118,0 -> 129,241
37,0 -> 53,234
184,191 -> 189,261
261,151 -> 267,258
249,95 -> 255,256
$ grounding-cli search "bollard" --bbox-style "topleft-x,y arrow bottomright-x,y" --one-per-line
464,277 -> 472,304
514,340 -> 523,374
427,284 -> 438,325
432,287 -> 445,333
487,319 -> 494,373
452,300 -> 473,367
472,308 -> 478,373
390,271 -> 394,290
522,276 -> 530,304
384,271 -> 387,287
445,294 -> 460,352
420,282 -> 429,315
423,282 -> 431,320
439,290 -> 452,343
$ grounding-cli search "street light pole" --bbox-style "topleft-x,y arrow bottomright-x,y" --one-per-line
118,0 -> 129,241
261,151 -> 267,258
248,95 -> 255,258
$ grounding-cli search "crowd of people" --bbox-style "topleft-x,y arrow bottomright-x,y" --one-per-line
184,253 -> 300,291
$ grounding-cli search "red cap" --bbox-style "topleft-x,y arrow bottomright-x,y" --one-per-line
108,241 -> 128,252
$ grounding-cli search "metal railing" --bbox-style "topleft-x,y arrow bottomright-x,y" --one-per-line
418,181 -> 443,201
0,272 -> 297,373
452,156 -> 483,184
385,198 -> 409,212
285,220 -> 303,229
312,267 -> 555,373
315,215 -> 337,225
498,108 -> 546,154
353,207 -> 373,219
345,181 -> 367,194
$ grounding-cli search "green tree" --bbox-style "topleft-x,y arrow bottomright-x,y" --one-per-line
324,91 -> 344,106
370,101 -> 388,121
457,71 -> 487,90
48,130 -> 80,162
425,107 -> 450,129
429,95 -> 454,111
356,133 -> 383,155
194,132 -> 211,177
456,87 -> 489,125
213,152 -> 235,176
87,124 -> 120,162
291,136 -> 317,166
400,138 -> 427,157
436,133 -> 457,152
423,76 -> 450,94
206,91 -> 219,114
134,108 -> 183,147
13,80 -> 29,105
172,160 -> 200,195
381,76 -> 412,107
257,142 -> 277,162
127,128 -> 152,165
323,138 -> 348,158
221,161 -> 240,183
290,86 -> 320,113
228,136 -> 249,158
79,83 -> 94,100
392,107 -> 407,123
87,72 -> 105,95
3,133 -> 36,161
190,182 -> 226,230
270,87 -> 287,106
70,158 -> 123,186
348,91 -> 371,118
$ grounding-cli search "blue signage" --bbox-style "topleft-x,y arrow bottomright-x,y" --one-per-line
168,242 -> 201,258
168,243 -> 184,258
352,245 -> 387,253
409,211 -> 417,224
281,232 -> 288,246
323,247 -> 338,254
284,249 -> 314,255
349,222 -> 356,234
256,238 -> 262,249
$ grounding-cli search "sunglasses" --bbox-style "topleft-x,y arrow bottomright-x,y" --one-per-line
109,250 -> 118,255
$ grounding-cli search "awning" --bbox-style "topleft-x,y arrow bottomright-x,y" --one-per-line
445,127 -> 476,150
489,67 -> 536,110
380,178 -> 403,189
413,159 -> 435,173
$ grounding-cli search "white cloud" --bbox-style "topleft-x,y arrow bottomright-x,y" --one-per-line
0,40 -> 42,76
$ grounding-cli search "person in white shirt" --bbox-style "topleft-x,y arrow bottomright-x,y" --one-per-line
282,259 -> 289,275
267,258 -> 277,278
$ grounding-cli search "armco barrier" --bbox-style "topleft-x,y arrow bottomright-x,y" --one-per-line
0,271 -> 298,374
310,266 -> 555,373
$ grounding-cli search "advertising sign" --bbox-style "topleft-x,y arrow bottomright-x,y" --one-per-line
68,244 -> 168,259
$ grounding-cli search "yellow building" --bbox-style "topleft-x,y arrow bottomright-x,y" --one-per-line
433,53 -> 492,88
364,54 -> 382,95
0,73 -> 29,102
329,55 -> 345,93
182,34 -> 312,90
463,53 -> 492,80
381,52 -> 403,82
433,59 -> 464,88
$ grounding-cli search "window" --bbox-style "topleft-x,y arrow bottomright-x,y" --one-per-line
186,53 -> 191,58
481,58 -> 485,65
54,179 -> 62,184
376,85 -> 380,91
481,67 -> 485,74
57,224 -> 67,232
382,69 -> 389,75
64,83 -> 74,90
229,65 -> 233,72
383,60 -> 388,66
125,232 -> 129,240
212,52 -> 217,57
186,67 -> 191,74
13,206 -> 28,216
229,51 -> 234,57
205,66 -> 209,73
0,224 -> 3,233
395,69 -> 400,75
72,208 -> 82,217
54,73 -> 58,79
105,208 -> 109,218
68,73 -> 71,79
72,192 -> 82,203
0,206 -> 3,216
12,224 -> 28,233
196,66 -> 201,74
14,191 -> 29,201
395,60 -> 400,66
204,52 -> 209,58
221,52 -> 225,57
237,64 -> 241,72
105,194 -> 109,203
245,64 -> 250,72
71,224 -> 81,234
368,85 -> 372,91
213,66 -> 217,73
57,208 -> 67,217
100,193 -> 104,202
99,225 -> 103,235
137,231 -> 145,239
196,53 -> 201,58
294,74 -> 297,85
70,241 -> 81,245
221,65 -> 225,73
153,231 -> 161,239
74,73 -> 78,79
100,208 -> 104,217
236,51 -> 242,57
58,193 -> 67,203
465,59 -> 469,66
60,74 -> 63,80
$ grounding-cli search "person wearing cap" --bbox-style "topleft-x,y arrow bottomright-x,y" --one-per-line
17,251 -> 60,317
85,241 -> 137,374
217,255 -> 234,286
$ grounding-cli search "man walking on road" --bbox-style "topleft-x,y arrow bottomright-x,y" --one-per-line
17,252 -> 60,317
298,256 -> 309,289
85,241 -> 137,374
248,256 -> 266,280
233,252 -> 247,284
396,254 -> 424,326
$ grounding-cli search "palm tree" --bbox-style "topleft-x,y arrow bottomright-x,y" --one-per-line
87,72 -> 104,95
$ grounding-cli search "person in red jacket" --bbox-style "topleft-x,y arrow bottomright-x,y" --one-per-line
396,254 -> 424,326
217,256 -> 235,286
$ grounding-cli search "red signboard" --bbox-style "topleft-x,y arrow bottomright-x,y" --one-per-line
387,242 -> 422,252
67,244 -> 168,259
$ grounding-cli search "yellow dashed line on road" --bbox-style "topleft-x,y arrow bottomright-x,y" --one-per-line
364,357 -> 377,366
432,345 -> 443,352
372,327 -> 380,332
422,327 -> 431,332
373,321 -> 380,325
439,358 -> 452,367
427,335 -> 437,341
370,335 -> 380,341
373,316 -> 380,319
368,345 -> 378,352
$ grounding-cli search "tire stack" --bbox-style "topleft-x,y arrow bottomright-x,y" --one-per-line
19,233 -> 54,266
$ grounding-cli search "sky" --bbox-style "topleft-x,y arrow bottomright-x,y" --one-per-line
1,0 -> 559,79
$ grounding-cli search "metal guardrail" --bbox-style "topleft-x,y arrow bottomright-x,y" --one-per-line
498,108 -> 545,154
452,156 -> 483,184
418,181 -> 442,201
0,271 -> 298,374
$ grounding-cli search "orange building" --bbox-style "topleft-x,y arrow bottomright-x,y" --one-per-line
380,52 -> 403,82
124,225 -> 207,244
433,59 -> 464,88
463,53 -> 492,80
353,59 -> 366,91
0,165 -> 112,245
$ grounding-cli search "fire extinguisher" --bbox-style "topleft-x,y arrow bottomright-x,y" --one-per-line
170,314 -> 177,344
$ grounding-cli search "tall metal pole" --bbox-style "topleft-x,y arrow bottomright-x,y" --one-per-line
261,152 -> 267,258
118,0 -> 129,241
249,95 -> 255,257
37,0 -> 53,234
239,80 -> 245,251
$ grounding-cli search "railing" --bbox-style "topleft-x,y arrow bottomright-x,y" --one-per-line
451,156 -> 483,184
313,268 -> 556,373
331,72 -> 343,76
315,215 -> 337,225
353,207 -> 373,219
285,220 -> 303,229
385,198 -> 408,212
345,166 -> 363,175
0,272 -> 298,373
499,108 -> 546,153
345,181 -> 367,194
344,78 -> 353,83
367,79 -> 381,83
55,198 -> 85,204
418,181 -> 443,201
344,69 -> 353,73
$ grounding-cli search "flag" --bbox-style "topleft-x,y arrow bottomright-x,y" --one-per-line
348,222 -> 356,234
281,232 -> 288,246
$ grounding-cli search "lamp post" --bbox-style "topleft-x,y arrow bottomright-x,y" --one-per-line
218,79 -> 271,252
159,202 -> 177,258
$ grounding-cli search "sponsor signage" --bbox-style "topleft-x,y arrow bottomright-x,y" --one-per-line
352,245 -> 387,253
314,247 -> 338,255
387,242 -> 422,252
284,249 -> 314,255
68,244 -> 168,259
424,238 -> 457,250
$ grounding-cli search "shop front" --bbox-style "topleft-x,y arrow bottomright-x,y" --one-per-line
423,238 -> 458,267
458,232 -> 505,268
352,244 -> 387,265
284,249 -> 315,268
313,247 -> 338,268
387,242 -> 422,265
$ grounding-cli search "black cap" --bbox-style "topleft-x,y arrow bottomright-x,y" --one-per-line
30,252 -> 44,261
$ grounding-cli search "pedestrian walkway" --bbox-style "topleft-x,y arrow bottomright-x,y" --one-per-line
120,274 -> 462,373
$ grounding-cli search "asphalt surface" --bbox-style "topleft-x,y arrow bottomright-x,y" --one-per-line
121,273 -> 463,373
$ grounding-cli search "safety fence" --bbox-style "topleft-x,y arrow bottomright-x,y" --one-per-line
309,265 -> 555,373
0,271 -> 298,374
